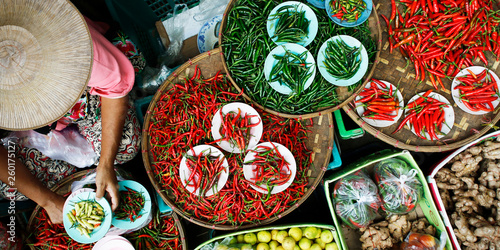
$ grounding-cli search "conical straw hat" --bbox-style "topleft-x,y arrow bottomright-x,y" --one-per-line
0,0 -> 92,131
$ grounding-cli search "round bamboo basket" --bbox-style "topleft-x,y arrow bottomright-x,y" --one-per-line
141,47 -> 334,230
26,169 -> 187,250
342,0 -> 500,152
218,0 -> 382,119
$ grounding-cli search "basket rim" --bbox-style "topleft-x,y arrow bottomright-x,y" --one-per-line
343,104 -> 500,152
217,0 -> 382,119
141,48 -> 333,230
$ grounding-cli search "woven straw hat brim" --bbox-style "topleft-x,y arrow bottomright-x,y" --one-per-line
0,0 -> 92,131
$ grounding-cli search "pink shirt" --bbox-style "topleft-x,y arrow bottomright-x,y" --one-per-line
85,18 -> 135,98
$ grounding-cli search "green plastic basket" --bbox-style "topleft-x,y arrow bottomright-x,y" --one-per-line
323,150 -> 452,250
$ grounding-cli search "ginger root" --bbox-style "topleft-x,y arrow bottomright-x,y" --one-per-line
410,218 -> 436,236
435,168 -> 463,190
387,215 -> 411,243
482,140 -> 500,159
478,160 -> 500,189
452,212 -> 477,243
451,154 -> 482,177
359,221 -> 393,250
437,139 -> 500,249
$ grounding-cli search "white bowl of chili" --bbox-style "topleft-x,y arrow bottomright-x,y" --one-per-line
211,102 -> 263,154
451,66 -> 500,115
355,80 -> 404,128
317,35 -> 369,86
243,142 -> 297,194
325,0 -> 373,27
179,145 -> 229,197
405,92 -> 454,141
267,1 -> 318,47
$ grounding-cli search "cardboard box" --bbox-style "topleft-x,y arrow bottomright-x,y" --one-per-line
194,224 -> 341,250
155,21 -> 201,63
324,150 -> 452,250
427,131 -> 500,250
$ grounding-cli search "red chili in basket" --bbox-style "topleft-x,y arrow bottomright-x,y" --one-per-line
147,66 -> 311,225
382,0 -> 500,87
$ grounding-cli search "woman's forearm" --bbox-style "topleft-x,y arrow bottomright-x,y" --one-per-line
99,95 -> 129,167
0,146 -> 60,208
95,95 -> 129,210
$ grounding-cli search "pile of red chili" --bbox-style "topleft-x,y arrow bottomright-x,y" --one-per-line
184,151 -> 226,196
455,68 -> 499,112
393,90 -> 450,140
125,211 -> 180,249
30,201 -> 93,249
245,144 -> 291,190
29,203 -> 181,249
114,187 -> 145,222
356,79 -> 400,121
216,108 -> 260,150
148,66 -> 312,225
381,0 -> 500,88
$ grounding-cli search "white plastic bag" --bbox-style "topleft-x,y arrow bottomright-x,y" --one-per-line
163,4 -> 189,65
192,0 -> 230,22
8,127 -> 98,168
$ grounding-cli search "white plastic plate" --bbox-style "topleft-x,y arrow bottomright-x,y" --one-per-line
317,35 -> 369,86
355,80 -> 404,128
243,142 -> 296,194
211,102 -> 263,153
405,92 -> 454,140
179,145 -> 229,197
451,66 -> 500,115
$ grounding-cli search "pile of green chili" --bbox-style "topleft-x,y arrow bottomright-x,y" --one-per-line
222,0 -> 377,114
270,4 -> 310,43
323,38 -> 361,80
270,49 -> 312,95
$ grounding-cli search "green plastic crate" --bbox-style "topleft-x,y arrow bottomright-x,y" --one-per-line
323,150 -> 452,250
145,0 -> 200,21
195,224 -> 341,250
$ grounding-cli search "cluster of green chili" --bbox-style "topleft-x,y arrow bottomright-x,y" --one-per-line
222,0 -> 377,114
323,38 -> 361,79
270,49 -> 312,95
270,4 -> 310,43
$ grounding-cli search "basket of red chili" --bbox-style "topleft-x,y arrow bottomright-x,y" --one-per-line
341,0 -> 500,152
27,170 -> 186,250
142,48 -> 334,230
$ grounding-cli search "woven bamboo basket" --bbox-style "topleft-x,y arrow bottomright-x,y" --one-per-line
219,0 -> 382,119
142,47 -> 334,230
342,0 -> 500,152
26,170 -> 187,250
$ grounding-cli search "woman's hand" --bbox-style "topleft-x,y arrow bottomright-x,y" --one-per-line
43,194 -> 66,224
95,164 -> 119,211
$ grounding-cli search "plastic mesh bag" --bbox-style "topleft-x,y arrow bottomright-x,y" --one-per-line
374,158 -> 423,214
333,170 -> 381,228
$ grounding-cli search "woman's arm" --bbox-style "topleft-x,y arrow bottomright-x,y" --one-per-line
0,146 -> 65,223
94,95 -> 129,211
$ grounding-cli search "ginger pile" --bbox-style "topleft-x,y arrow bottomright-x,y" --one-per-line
358,215 -> 436,250
436,138 -> 500,249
